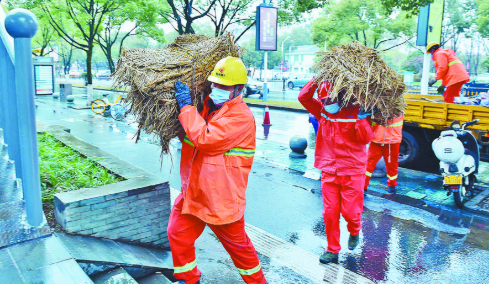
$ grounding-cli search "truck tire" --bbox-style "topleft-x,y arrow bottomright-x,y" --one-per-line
399,131 -> 420,167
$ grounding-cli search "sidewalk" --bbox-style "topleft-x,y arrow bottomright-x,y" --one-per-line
32,98 -> 489,283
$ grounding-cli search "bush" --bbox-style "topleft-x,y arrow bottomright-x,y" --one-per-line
38,133 -> 124,202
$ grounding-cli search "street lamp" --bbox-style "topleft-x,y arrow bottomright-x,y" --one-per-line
281,37 -> 293,92
281,36 -> 291,77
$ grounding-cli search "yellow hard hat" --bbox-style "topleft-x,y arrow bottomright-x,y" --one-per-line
426,41 -> 440,53
208,56 -> 248,86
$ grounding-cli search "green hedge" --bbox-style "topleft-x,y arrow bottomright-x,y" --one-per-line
38,133 -> 124,202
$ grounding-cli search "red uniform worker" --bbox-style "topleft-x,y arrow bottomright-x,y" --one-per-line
427,42 -> 470,103
364,116 -> 404,194
168,57 -> 267,284
299,80 -> 373,264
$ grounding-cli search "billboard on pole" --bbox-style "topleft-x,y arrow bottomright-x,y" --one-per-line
416,0 -> 445,46
255,6 -> 277,51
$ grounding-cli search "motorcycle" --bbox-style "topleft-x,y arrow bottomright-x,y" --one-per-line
432,119 -> 480,208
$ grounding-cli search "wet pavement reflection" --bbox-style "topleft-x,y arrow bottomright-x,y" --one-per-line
34,96 -> 489,283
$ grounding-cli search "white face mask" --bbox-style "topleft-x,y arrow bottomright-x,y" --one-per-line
324,103 -> 341,114
209,88 -> 231,105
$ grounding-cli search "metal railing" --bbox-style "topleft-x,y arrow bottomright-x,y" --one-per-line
0,8 -> 43,227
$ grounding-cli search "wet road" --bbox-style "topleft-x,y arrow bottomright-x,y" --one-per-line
34,96 -> 489,283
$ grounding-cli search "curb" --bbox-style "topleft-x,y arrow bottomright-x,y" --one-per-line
465,187 -> 489,216
71,85 -> 126,93
245,102 -> 308,113
267,156 -> 489,218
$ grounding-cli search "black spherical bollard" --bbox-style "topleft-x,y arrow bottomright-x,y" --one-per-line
289,135 -> 307,159
66,95 -> 75,103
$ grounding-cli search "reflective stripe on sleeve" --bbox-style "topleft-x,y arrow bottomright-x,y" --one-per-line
387,174 -> 398,180
224,148 -> 255,157
321,113 -> 357,122
183,135 -> 194,147
366,171 -> 372,177
174,259 -> 197,274
236,264 -> 262,276
448,60 -> 462,66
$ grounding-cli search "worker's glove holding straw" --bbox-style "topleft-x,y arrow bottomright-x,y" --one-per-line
174,81 -> 192,109
358,108 -> 372,120
428,78 -> 437,87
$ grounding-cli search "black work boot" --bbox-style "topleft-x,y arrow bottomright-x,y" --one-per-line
348,234 -> 360,250
387,186 -> 396,194
319,251 -> 339,264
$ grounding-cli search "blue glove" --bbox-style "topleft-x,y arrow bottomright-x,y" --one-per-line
174,81 -> 192,109
358,108 -> 372,120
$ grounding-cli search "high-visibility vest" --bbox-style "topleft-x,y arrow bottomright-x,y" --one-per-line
432,49 -> 470,87
372,116 -> 403,144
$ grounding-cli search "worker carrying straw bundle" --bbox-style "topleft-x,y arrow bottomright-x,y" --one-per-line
112,32 -> 242,154
312,41 -> 406,123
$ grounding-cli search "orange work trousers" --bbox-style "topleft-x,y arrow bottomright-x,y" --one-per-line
167,194 -> 267,284
365,142 -> 401,188
321,172 -> 365,254
443,81 -> 465,103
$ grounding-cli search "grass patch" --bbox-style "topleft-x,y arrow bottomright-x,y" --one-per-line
243,98 -> 305,110
38,133 -> 124,202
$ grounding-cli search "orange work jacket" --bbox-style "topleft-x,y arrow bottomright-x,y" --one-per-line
432,49 -> 470,87
178,95 -> 256,225
372,116 -> 403,144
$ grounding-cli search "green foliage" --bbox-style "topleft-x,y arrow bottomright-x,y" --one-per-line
38,134 -> 124,202
476,0 -> 489,37
380,0 -> 433,16
380,49 -> 406,72
402,51 -> 424,73
311,0 -> 416,50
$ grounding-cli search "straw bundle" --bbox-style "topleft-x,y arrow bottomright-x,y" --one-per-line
112,33 -> 242,154
313,41 -> 406,122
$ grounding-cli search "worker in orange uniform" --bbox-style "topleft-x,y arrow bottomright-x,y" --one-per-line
427,42 -> 470,103
299,80 -> 373,264
168,57 -> 267,284
364,115 -> 404,194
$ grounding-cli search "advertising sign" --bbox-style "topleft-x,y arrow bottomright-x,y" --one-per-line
255,6 -> 277,51
416,0 -> 445,46
33,57 -> 55,95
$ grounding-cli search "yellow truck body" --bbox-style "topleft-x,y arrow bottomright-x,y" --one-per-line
404,94 -> 489,146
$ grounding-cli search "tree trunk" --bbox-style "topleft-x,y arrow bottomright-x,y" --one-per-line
86,45 -> 93,85
107,46 -> 115,73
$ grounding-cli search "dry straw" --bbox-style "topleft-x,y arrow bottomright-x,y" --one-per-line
112,33 -> 242,154
313,41 -> 406,122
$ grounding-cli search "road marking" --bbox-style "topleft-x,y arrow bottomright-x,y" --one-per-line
169,188 -> 373,284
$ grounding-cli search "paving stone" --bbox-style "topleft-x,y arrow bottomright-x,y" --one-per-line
138,272 -> 173,284
92,267 -> 137,284
55,233 -> 173,270
405,191 -> 428,200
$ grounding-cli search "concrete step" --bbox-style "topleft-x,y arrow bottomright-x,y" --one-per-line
0,235 -> 93,283
137,272 -> 174,284
92,267 -> 138,284
55,233 -> 173,274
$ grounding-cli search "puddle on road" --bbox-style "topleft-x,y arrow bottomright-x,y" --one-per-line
285,195 -> 489,283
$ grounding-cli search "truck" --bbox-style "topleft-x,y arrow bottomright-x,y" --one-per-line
400,93 -> 489,169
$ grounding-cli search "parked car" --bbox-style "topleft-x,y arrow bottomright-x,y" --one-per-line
243,78 -> 269,98
462,73 -> 489,95
96,70 -> 111,80
68,70 -> 81,78
286,73 -> 314,89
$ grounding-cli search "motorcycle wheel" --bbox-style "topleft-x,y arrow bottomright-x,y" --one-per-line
453,184 -> 465,209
